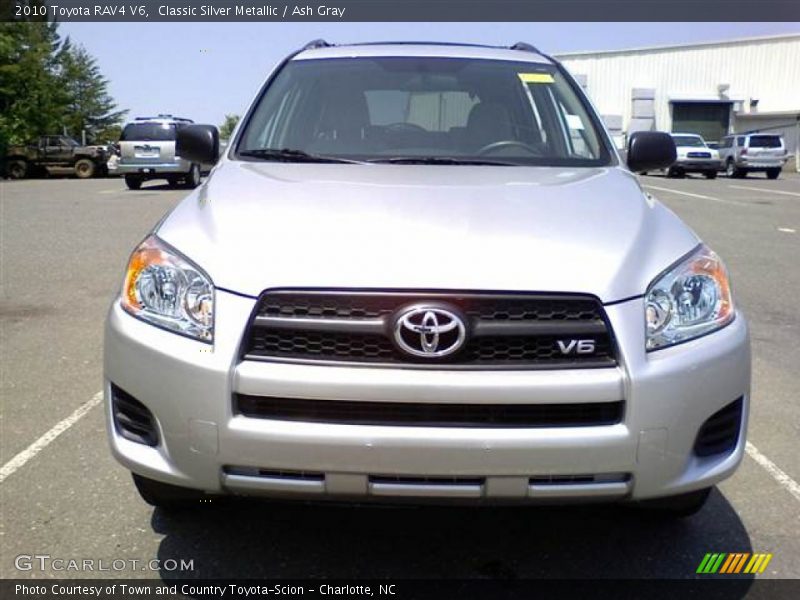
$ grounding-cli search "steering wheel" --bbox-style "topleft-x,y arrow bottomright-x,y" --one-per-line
477,140 -> 541,156
384,122 -> 427,133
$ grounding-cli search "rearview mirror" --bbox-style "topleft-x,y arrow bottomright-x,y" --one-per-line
626,131 -> 676,173
176,125 -> 220,164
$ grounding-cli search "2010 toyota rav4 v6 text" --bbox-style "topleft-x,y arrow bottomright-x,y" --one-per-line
104,41 -> 750,516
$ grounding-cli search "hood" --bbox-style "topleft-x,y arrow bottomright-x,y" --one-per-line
156,162 -> 699,303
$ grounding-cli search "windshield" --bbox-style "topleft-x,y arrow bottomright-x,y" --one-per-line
121,123 -> 177,142
672,135 -> 706,148
749,135 -> 782,148
237,57 -> 612,166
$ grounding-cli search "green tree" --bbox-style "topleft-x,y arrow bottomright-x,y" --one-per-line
0,18 -> 66,147
219,114 -> 240,140
0,11 -> 126,155
58,43 -> 127,143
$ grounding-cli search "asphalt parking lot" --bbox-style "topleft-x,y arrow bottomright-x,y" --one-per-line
1,172 -> 799,581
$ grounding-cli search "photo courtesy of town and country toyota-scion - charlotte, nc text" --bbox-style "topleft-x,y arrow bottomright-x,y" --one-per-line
22,4 -> 348,18
14,584 -> 394,597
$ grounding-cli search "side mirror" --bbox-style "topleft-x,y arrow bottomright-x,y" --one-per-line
626,131 -> 676,173
176,125 -> 219,164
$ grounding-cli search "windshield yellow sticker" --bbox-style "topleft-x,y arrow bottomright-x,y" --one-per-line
518,73 -> 554,84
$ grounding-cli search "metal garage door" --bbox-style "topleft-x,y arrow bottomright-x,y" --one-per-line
671,102 -> 731,143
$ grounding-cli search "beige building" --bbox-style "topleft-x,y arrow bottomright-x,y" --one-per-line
555,34 -> 800,169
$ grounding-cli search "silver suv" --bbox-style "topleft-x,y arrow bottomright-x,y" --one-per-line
114,115 -> 202,190
105,42 -> 750,517
718,133 -> 787,179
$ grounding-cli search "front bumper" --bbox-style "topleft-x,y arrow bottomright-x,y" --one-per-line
674,158 -> 721,171
104,290 -> 750,503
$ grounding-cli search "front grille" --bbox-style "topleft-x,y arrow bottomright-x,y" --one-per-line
687,152 -> 712,158
241,291 -> 617,369
694,398 -> 744,457
111,385 -> 158,446
236,395 -> 624,427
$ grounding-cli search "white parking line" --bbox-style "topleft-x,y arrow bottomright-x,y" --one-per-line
643,184 -> 747,206
746,442 -> 800,502
0,391 -> 102,484
778,228 -> 796,234
728,185 -> 800,198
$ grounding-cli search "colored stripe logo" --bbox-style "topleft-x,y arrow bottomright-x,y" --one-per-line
697,553 -> 773,574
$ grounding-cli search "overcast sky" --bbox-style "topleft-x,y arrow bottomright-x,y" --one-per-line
60,21 -> 800,127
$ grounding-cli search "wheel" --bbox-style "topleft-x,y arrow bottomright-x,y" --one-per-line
6,159 -> 28,179
635,487 -> 711,518
704,170 -> 718,179
74,158 -> 96,179
184,163 -> 201,189
726,160 -> 744,178
666,166 -> 684,178
124,174 -> 143,190
766,168 -> 781,180
132,473 -> 207,511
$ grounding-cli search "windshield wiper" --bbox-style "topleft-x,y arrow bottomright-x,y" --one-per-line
239,148 -> 367,164
367,156 -> 517,166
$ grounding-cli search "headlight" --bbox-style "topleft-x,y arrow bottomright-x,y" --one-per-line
121,235 -> 214,342
645,244 -> 734,350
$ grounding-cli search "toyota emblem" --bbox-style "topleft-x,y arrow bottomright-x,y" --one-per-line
393,305 -> 467,358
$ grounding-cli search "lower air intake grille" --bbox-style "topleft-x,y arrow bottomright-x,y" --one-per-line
111,385 -> 158,446
694,397 -> 743,457
236,395 -> 624,427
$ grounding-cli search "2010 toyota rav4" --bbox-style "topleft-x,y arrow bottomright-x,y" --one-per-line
104,41 -> 750,517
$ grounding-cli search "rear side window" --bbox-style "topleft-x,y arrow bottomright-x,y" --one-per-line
121,123 -> 177,142
748,135 -> 782,148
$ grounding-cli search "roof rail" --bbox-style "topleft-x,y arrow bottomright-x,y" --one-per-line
510,42 -> 542,54
301,39 -> 332,51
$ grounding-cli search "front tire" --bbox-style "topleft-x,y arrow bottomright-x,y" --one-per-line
6,159 -> 28,179
635,487 -> 711,518
184,163 -> 201,189
766,168 -> 781,180
74,158 -> 96,179
132,474 -> 206,511
666,166 -> 684,178
124,174 -> 143,190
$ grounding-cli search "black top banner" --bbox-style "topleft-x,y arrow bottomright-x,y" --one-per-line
4,0 -> 800,22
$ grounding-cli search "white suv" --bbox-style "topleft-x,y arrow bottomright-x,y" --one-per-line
105,41 -> 750,517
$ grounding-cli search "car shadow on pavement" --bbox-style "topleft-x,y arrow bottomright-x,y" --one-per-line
152,487 -> 754,583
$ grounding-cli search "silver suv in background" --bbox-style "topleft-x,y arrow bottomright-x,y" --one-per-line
718,133 -> 787,179
113,116 -> 202,190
